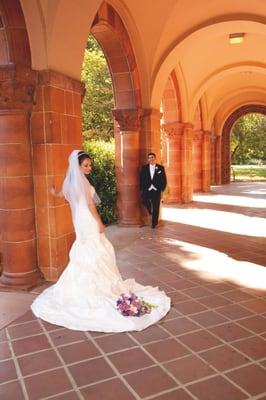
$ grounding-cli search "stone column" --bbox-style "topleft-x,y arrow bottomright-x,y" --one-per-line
139,108 -> 163,224
112,108 -> 142,226
202,130 -> 211,192
162,122 -> 183,202
31,70 -> 84,281
0,65 -> 40,288
215,135 -> 222,184
181,123 -> 193,202
192,130 -> 203,193
210,133 -> 216,185
140,109 -> 162,164
221,131 -> 230,184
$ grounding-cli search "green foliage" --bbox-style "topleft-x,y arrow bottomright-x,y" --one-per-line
82,36 -> 116,224
86,35 -> 100,52
84,140 -> 117,224
231,113 -> 266,164
81,35 -> 114,141
231,166 -> 266,181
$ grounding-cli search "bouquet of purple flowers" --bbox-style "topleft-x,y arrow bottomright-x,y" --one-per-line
116,292 -> 157,317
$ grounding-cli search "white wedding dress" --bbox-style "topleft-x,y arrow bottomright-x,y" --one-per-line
31,151 -> 170,332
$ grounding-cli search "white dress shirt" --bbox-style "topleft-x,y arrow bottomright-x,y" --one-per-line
149,164 -> 157,191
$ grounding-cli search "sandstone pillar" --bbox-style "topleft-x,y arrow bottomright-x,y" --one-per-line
139,109 -> 163,224
0,66 -> 39,288
202,130 -> 211,192
140,109 -> 162,164
215,135 -> 222,184
162,122 -> 183,202
181,123 -> 193,202
31,70 -> 84,281
113,109 -> 142,226
192,130 -> 203,192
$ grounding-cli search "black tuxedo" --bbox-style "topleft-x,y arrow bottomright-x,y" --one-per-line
140,163 -> 167,227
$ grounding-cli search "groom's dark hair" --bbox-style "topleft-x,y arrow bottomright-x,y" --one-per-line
148,152 -> 156,157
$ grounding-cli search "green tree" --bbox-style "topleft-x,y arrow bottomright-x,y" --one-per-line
82,36 -> 116,224
231,113 -> 266,164
84,140 -> 117,224
81,35 -> 114,141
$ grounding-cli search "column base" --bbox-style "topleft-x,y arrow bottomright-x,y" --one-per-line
163,198 -> 182,204
0,269 -> 42,291
117,220 -> 142,227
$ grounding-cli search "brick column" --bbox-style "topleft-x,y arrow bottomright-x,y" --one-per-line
139,108 -> 163,224
140,109 -> 162,164
215,135 -> 222,184
112,108 -> 142,226
202,130 -> 211,192
222,130 -> 231,184
181,123 -> 193,202
162,122 -> 183,202
0,65 -> 40,288
31,70 -> 84,281
210,133 -> 216,185
192,130 -> 203,192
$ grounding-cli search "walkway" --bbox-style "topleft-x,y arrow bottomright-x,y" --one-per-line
0,182 -> 265,400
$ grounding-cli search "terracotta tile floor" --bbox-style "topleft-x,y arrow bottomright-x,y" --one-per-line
0,182 -> 265,399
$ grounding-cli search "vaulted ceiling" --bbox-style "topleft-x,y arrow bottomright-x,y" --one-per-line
20,0 -> 266,131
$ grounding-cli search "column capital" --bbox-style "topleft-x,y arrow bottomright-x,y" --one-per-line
162,122 -> 194,138
142,108 -> 162,119
193,130 -> 204,140
162,121 -> 184,138
0,65 -> 37,111
112,108 -> 143,131
203,130 -> 212,137
183,122 -> 194,130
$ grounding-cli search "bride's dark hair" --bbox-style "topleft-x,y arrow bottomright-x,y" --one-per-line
78,151 -> 90,165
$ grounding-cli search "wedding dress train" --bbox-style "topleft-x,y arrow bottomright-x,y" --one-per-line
31,200 -> 171,332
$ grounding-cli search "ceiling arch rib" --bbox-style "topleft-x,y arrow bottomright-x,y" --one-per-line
152,14 -> 266,87
151,19 -> 266,118
214,90 -> 266,133
190,63 -> 266,123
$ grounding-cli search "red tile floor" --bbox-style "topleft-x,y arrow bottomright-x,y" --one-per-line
0,182 -> 265,400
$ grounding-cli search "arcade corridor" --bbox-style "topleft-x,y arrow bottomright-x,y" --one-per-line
1,182 -> 265,400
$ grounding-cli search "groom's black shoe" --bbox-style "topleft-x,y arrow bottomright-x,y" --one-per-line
151,223 -> 157,229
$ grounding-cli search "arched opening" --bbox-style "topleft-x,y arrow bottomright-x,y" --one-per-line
89,2 -> 142,226
221,105 -> 266,183
81,34 -> 116,224
231,112 -> 265,181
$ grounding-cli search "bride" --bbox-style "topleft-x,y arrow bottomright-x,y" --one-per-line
31,150 -> 171,332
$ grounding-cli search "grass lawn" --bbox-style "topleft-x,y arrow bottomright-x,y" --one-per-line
231,166 -> 266,181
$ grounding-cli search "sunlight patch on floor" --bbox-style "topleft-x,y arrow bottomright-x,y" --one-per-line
162,238 -> 266,290
162,207 -> 266,237
193,193 -> 266,208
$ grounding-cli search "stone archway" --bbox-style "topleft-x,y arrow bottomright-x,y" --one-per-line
221,104 -> 266,183
29,1 -> 146,283
0,0 -> 146,286
90,2 -> 142,226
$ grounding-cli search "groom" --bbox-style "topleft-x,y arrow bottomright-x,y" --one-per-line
140,153 -> 167,228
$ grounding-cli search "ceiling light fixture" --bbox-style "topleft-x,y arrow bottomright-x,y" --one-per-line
229,33 -> 245,44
